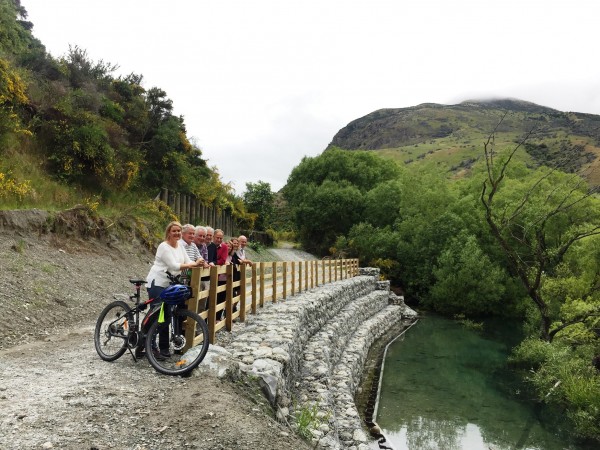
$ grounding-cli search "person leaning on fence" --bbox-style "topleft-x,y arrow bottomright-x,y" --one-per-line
194,226 -> 209,263
229,237 -> 241,298
236,235 -> 254,266
214,229 -> 229,320
145,221 -> 204,359
206,226 -> 217,265
180,223 -> 202,262
179,223 -> 207,284
195,225 -> 210,302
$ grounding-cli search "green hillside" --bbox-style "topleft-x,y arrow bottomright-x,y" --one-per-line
0,0 -> 250,228
328,99 -> 600,185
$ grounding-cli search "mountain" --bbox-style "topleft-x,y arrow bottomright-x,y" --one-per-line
327,99 -> 600,184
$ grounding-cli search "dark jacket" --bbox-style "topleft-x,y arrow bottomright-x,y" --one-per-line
206,242 -> 217,265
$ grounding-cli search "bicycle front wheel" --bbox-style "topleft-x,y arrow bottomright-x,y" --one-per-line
146,308 -> 209,376
94,300 -> 130,361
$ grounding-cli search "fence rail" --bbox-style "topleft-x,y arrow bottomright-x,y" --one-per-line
185,258 -> 360,343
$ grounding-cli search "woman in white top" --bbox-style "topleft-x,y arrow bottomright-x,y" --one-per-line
146,221 -> 203,299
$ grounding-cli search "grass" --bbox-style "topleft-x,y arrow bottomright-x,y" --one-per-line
0,145 -> 165,219
32,283 -> 45,295
0,144 -> 175,249
13,239 -> 26,254
0,145 -> 77,210
355,105 -> 600,186
7,262 -> 24,273
41,263 -> 56,274
294,403 -> 324,441
377,130 -> 532,169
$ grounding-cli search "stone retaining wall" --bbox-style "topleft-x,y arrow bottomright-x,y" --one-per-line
196,269 -> 416,449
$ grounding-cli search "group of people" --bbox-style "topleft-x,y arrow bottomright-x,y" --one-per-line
145,221 -> 254,320
178,223 -> 253,271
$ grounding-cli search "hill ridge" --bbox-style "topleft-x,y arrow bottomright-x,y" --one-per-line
326,98 -> 600,184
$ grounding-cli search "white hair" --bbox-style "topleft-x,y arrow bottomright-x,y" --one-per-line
182,223 -> 195,233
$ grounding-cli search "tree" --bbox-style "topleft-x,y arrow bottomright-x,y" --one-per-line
60,45 -> 118,89
363,180 -> 403,228
430,233 -> 507,316
337,222 -> 402,280
290,180 -> 365,255
481,121 -> 600,341
284,148 -> 400,254
243,181 -> 274,231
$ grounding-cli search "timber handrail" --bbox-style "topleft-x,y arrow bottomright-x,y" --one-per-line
186,258 -> 360,343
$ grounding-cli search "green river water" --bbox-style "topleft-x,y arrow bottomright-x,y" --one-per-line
374,314 -> 592,450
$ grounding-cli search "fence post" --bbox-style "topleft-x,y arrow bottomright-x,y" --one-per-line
225,264 -> 233,331
240,264 -> 247,321
272,262 -> 277,303
189,267 -> 201,314
251,263 -> 258,314
208,265 -> 218,344
282,262 -> 287,300
291,261 -> 296,296
303,260 -> 307,291
187,195 -> 190,221
298,261 -> 302,293
259,262 -> 265,307
173,192 -> 179,219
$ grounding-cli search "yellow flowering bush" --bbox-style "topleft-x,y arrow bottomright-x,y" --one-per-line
0,171 -> 33,202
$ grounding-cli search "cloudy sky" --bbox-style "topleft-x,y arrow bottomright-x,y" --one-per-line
23,0 -> 600,192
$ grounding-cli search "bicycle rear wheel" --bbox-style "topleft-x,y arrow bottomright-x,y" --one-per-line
145,308 -> 209,376
94,300 -> 130,361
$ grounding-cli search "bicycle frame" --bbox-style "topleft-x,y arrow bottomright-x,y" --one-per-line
95,273 -> 210,375
105,282 -> 163,360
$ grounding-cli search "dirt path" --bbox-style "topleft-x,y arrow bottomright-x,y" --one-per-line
0,323 -> 309,450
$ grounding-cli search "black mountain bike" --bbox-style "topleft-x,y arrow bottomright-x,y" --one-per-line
94,273 -> 209,376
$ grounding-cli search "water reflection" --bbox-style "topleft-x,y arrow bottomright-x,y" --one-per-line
375,314 -> 584,450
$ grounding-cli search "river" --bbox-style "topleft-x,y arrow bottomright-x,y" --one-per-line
373,313 -> 592,450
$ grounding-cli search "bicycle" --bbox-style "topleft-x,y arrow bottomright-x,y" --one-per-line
94,272 -> 209,376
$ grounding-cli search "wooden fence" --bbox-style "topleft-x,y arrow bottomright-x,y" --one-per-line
156,188 -> 236,236
185,258 -> 360,343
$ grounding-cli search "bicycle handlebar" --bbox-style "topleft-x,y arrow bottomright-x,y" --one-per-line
165,271 -> 184,285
